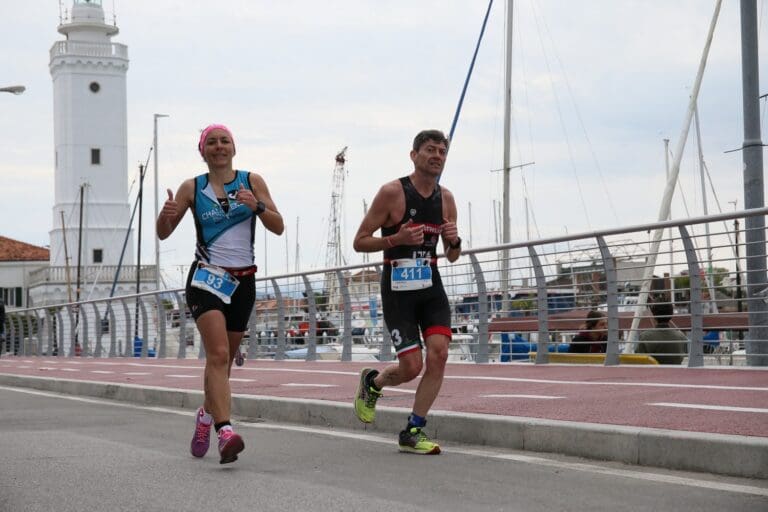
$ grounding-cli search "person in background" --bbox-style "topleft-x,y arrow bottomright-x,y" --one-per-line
352,129 -> 461,455
157,123 -> 284,464
569,310 -> 607,353
638,302 -> 688,364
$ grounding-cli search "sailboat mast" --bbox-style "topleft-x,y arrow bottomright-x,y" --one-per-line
663,138 -> 675,302
501,0 -> 513,306
627,0 -> 722,346
694,106 -> 718,314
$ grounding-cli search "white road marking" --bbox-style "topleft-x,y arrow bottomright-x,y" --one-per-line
385,388 -> 417,394
481,394 -> 564,399
2,386 -> 765,498
123,372 -> 151,376
165,374 -> 198,379
90,370 -> 114,374
443,375 -> 768,392
7,359 -> 768,392
59,368 -> 81,372
650,402 -> 768,414
281,383 -> 337,388
229,378 -> 256,383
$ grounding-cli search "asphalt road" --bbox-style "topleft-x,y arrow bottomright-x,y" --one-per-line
1,387 -> 766,512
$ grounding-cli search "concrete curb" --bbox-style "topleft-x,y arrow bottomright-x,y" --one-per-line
2,373 -> 766,479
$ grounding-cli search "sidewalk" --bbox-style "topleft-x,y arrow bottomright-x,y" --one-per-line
1,356 -> 767,478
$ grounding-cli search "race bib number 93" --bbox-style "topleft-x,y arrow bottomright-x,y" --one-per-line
190,263 -> 240,304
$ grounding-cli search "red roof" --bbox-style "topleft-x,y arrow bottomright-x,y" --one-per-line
0,236 -> 49,262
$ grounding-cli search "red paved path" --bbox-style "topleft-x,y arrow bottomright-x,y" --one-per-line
2,357 -> 767,438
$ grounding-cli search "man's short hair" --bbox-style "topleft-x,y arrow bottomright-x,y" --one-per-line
413,130 -> 449,152
650,302 -> 673,324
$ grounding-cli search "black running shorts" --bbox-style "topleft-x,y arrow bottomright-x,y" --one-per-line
185,262 -> 256,332
380,265 -> 452,358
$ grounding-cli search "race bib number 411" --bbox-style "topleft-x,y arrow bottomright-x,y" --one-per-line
190,264 -> 240,304
391,258 -> 433,291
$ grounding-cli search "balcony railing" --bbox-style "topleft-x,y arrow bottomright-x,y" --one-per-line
28,265 -> 157,286
50,41 -> 128,61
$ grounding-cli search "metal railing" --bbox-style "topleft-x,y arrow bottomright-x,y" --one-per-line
3,208 -> 767,367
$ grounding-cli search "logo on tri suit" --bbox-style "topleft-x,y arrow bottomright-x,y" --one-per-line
410,208 -> 417,217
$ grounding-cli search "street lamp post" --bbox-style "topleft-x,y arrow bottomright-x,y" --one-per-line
0,85 -> 25,95
153,113 -> 169,291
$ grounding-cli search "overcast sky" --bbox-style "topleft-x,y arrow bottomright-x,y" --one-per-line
2,1 -> 766,288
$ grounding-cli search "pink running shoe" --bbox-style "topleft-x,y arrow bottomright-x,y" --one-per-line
190,407 -> 212,458
218,429 -> 245,464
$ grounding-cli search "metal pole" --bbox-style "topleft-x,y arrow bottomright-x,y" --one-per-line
60,211 -> 73,304
740,0 -> 767,365
501,0 -> 514,314
153,114 -> 168,291
135,164 -> 145,341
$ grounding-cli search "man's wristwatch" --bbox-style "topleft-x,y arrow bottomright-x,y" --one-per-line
254,200 -> 266,215
448,237 -> 462,250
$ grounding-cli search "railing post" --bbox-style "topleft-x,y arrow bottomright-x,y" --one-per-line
337,269 -> 353,362
272,278 -> 286,361
45,308 -> 54,356
372,264 -> 393,361
597,236 -> 620,365
139,298 -> 150,358
30,312 -> 42,356
8,314 -> 17,356
157,294 -> 167,359
80,305 -> 90,356
107,302 -> 117,358
302,275 -> 318,362
120,299 -> 132,357
679,225 -> 704,367
66,305 -> 76,357
173,292 -> 188,359
528,246 -> 549,364
54,308 -> 65,357
92,303 -> 103,357
469,253 -> 490,363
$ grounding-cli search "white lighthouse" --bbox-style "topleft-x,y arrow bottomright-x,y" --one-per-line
29,0 -> 152,306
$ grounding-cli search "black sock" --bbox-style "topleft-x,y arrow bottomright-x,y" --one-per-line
366,369 -> 381,391
214,421 -> 231,433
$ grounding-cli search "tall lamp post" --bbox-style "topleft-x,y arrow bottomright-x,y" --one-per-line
153,113 -> 169,291
0,85 -> 25,95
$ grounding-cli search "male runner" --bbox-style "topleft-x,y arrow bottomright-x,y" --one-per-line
352,129 -> 461,454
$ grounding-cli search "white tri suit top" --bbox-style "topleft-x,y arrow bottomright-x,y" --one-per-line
192,170 -> 257,268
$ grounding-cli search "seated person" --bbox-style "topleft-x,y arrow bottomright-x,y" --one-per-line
638,302 -> 688,364
569,310 -> 607,353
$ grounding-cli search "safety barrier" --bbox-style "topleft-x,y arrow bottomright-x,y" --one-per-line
3,208 -> 767,367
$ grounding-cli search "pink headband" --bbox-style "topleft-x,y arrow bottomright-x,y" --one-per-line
198,124 -> 235,156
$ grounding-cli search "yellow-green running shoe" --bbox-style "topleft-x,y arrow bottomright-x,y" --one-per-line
354,368 -> 382,423
398,427 -> 441,455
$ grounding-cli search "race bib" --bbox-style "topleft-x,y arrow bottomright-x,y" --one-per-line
190,263 -> 239,304
390,258 -> 433,291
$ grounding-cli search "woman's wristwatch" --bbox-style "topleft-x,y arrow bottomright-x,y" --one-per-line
254,200 -> 266,215
449,237 -> 462,250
